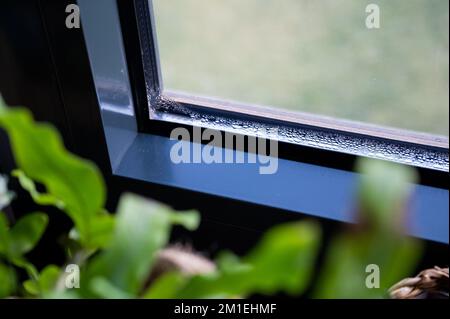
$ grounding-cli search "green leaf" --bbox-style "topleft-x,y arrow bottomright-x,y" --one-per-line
243,221 -> 321,294
38,265 -> 61,292
0,212 -> 48,278
0,262 -> 16,298
314,158 -> 423,298
69,213 -> 116,250
314,232 -> 422,298
43,290 -> 80,299
11,257 -> 39,281
169,221 -> 321,299
23,265 -> 61,296
9,212 -> 48,256
23,279 -> 40,296
356,159 -> 418,231
0,212 -> 47,283
143,272 -> 187,299
0,212 -> 10,256
0,103 -> 106,245
0,212 -> 48,279
84,193 -> 200,297
168,210 -> 200,231
84,213 -> 115,249
89,277 -> 132,299
12,170 -> 64,209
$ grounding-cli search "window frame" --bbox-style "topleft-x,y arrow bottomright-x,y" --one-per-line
130,0 -> 448,172
75,0 -> 449,244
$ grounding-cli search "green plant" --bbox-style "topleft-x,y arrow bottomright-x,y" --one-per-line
314,160 -> 423,298
0,98 -> 320,298
0,97 -> 422,299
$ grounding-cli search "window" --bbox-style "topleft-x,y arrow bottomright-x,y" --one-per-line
78,0 -> 449,244
153,0 -> 449,138
130,0 -> 449,171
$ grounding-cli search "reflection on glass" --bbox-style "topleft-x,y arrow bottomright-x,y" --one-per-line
153,0 -> 449,136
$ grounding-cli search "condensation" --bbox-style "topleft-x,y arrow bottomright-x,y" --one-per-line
150,94 -> 449,172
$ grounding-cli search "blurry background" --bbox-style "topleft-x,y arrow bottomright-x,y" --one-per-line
153,0 -> 449,136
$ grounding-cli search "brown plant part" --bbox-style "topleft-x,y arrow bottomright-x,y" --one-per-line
389,266 -> 449,299
146,245 -> 216,287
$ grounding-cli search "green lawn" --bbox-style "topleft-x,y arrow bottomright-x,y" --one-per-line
153,0 -> 449,136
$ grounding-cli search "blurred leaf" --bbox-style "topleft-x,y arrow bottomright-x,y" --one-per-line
43,290 -> 80,299
38,265 -> 61,292
9,212 -> 48,256
216,251 -> 250,273
23,265 -> 61,297
314,232 -> 422,298
0,262 -> 16,298
243,221 -> 320,295
12,170 -> 64,209
156,221 -> 321,299
0,102 -> 106,246
167,210 -> 200,231
143,272 -> 187,299
0,212 -> 43,282
89,277 -> 132,299
23,279 -> 40,296
84,214 -> 115,249
356,159 -> 418,231
315,158 -> 423,298
0,212 -> 10,256
84,193 -> 200,297
0,212 -> 46,281
11,257 -> 39,281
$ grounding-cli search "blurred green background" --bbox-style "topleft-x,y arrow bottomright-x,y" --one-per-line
153,0 -> 449,137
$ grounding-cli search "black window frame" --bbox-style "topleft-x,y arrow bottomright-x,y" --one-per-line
72,0 -> 449,244
124,0 -> 448,172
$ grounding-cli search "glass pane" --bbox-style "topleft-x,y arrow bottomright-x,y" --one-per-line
153,0 -> 449,137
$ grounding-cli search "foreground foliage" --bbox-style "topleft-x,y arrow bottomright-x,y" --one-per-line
0,98 -> 422,298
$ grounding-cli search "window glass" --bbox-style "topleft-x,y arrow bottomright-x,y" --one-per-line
153,0 -> 449,136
